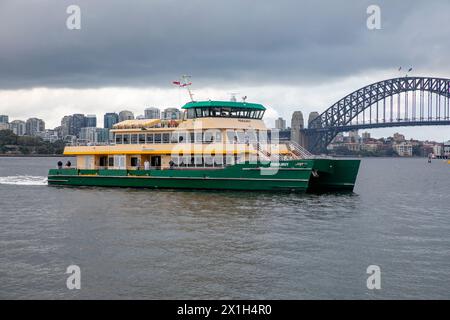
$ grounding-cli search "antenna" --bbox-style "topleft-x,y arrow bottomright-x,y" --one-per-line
172,75 -> 194,102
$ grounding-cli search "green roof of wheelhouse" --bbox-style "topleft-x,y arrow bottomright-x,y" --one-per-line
182,101 -> 266,111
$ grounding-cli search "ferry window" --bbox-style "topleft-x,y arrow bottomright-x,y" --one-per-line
195,132 -> 203,143
247,130 -> 257,143
162,133 -> 170,143
187,108 -> 196,119
188,156 -> 195,167
221,108 -> 230,117
214,156 -> 223,166
178,132 -> 187,143
236,131 -> 245,143
226,155 -> 235,165
195,108 -> 203,118
123,134 -> 130,144
171,132 -> 178,143
181,156 -> 190,167
146,133 -> 154,143
230,110 -> 238,117
131,157 -> 139,167
259,130 -> 268,144
211,108 -> 221,117
226,130 -> 236,143
99,156 -> 107,167
204,156 -> 214,167
115,134 -> 123,144
139,134 -> 146,144
215,131 -> 222,142
202,109 -> 210,117
204,131 -> 214,143
154,133 -> 161,143
194,155 -> 203,166
190,132 -> 195,143
131,134 -> 138,144
108,157 -> 114,167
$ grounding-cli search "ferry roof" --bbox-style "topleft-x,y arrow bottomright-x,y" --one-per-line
182,100 -> 266,111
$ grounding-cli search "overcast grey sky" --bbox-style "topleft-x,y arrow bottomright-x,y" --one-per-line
1,0 -> 450,140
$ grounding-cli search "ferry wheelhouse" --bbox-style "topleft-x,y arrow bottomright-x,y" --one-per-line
48,101 -> 360,192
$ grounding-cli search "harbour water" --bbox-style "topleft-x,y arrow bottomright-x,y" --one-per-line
0,157 -> 449,299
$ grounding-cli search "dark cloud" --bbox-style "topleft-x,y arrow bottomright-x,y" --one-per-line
0,0 -> 449,89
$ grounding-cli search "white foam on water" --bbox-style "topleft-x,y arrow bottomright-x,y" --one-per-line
0,175 -> 48,186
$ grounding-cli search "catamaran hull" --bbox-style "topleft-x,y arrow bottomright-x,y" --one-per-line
48,159 -> 360,192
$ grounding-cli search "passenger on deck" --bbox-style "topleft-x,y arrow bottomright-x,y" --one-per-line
169,160 -> 175,169
57,161 -> 63,169
144,160 -> 150,171
66,161 -> 72,168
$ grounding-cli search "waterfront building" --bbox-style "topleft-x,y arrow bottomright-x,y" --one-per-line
161,108 -> 181,120
85,114 -> 97,128
144,107 -> 161,119
393,132 -> 406,143
0,123 -> 9,130
10,120 -> 26,136
362,132 -> 371,140
275,117 -> 286,130
119,110 -> 135,122
444,141 -> 450,157
432,144 -> 443,157
104,112 -> 119,129
25,118 -> 45,136
393,141 -> 413,157
36,129 -> 59,143
0,115 -> 9,124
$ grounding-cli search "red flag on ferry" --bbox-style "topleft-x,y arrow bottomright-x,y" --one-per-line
172,81 -> 181,86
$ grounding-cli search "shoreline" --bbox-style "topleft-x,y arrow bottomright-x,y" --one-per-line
0,154 -> 67,158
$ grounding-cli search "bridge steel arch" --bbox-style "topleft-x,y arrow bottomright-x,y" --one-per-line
305,76 -> 450,153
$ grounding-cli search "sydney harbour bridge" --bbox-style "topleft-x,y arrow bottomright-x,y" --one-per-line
295,76 -> 450,153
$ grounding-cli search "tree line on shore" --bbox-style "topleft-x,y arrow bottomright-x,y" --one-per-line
0,129 -> 65,155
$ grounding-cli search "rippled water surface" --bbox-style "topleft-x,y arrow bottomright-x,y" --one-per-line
0,156 -> 449,299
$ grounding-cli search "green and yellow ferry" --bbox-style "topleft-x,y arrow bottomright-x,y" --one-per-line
48,101 -> 360,192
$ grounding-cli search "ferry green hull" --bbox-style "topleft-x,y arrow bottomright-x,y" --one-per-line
47,159 -> 360,192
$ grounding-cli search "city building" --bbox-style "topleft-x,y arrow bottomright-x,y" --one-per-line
25,118 -> 45,136
362,132 -> 371,140
393,141 -> 413,157
275,117 -> 286,130
161,108 -> 181,120
72,114 -> 86,137
61,115 -> 74,136
119,110 -> 135,122
393,132 -> 405,143
0,123 -> 9,130
85,114 -> 97,128
36,129 -> 59,143
104,112 -> 119,129
144,107 -> 160,119
10,120 -> 26,136
0,115 -> 9,124
79,127 -> 110,145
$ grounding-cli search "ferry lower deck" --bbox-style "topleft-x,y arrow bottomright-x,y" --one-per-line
48,159 -> 360,192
